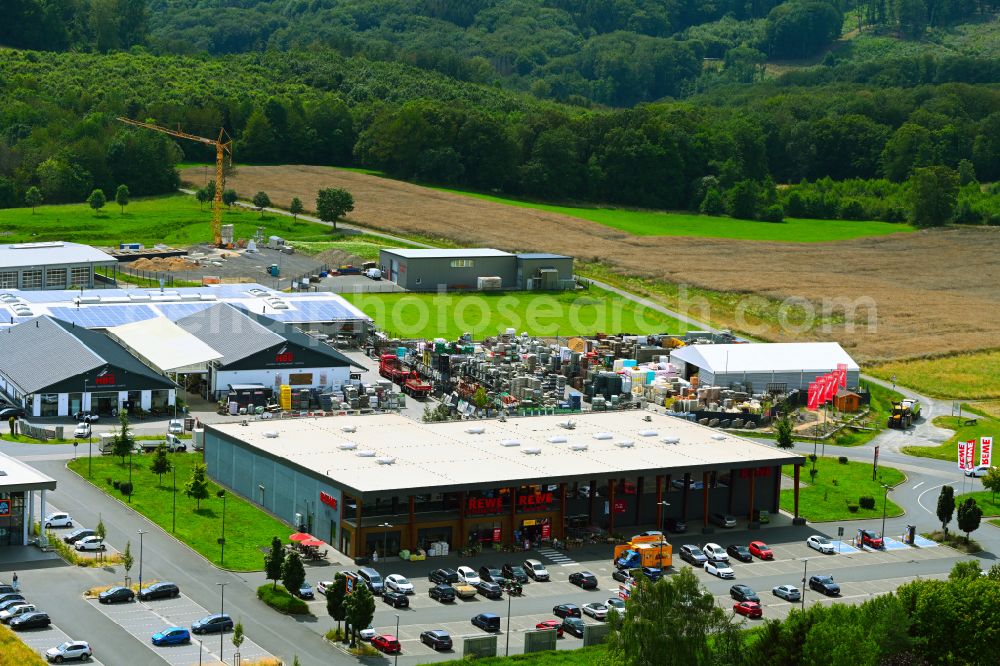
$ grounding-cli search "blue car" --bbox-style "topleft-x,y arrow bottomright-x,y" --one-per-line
152,627 -> 191,646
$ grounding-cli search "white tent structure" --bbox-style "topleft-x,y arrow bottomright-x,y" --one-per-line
107,317 -> 222,374
670,342 -> 860,391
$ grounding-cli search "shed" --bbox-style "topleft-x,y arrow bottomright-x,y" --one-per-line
833,389 -> 862,412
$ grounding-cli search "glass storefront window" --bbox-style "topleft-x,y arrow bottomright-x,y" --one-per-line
40,393 -> 59,417
0,493 -> 25,546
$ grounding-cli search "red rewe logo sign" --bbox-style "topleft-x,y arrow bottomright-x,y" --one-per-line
467,497 -> 503,515
276,351 -> 294,363
517,492 -> 553,510
320,491 -> 338,510
95,373 -> 116,386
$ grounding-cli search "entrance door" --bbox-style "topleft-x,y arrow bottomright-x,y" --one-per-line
330,520 -> 337,549
341,529 -> 352,558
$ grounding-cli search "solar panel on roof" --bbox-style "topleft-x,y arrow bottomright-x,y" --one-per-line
259,300 -> 361,322
155,302 -> 216,320
49,305 -> 157,328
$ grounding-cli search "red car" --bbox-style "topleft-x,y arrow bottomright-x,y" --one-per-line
372,635 -> 401,654
749,541 -> 774,560
535,619 -> 564,637
861,530 -> 884,549
733,601 -> 763,619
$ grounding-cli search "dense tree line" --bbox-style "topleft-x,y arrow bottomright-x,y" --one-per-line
1,0 -> 148,52
1,48 -> 999,228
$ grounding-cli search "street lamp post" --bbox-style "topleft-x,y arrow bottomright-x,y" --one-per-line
128,448 -> 133,503
394,614 -> 400,666
505,589 -> 512,656
137,529 -> 147,592
880,483 -> 893,541
800,558 -> 809,611
378,522 -> 393,560
172,465 -> 176,533
217,582 -> 228,660
218,490 -> 227,566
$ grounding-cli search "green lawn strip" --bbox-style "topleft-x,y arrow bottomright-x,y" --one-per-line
0,193 -> 340,247
67,455 -> 288,571
416,645 -> 607,666
954,491 -> 1000,518
0,622 -> 46,666
901,415 -> 1000,462
869,351 -> 1000,400
780,457 -> 906,523
256,584 -> 310,615
424,186 -> 912,243
341,287 -> 689,339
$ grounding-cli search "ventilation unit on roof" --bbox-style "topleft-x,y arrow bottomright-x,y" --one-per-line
569,443 -> 588,452
263,431 -> 279,438
0,470 -> 7,476
592,432 -> 613,440
356,450 -> 376,457
338,442 -> 357,450
662,436 -> 680,444
638,429 -> 658,437
500,439 -> 521,447
465,426 -> 486,434
547,435 -> 567,444
341,425 -> 357,433
376,457 -> 396,465
615,440 -> 635,448
11,241 -> 63,249
522,447 -> 542,455
558,420 -> 576,429
711,434 -> 727,441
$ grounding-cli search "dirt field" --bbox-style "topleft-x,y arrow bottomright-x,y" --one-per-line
182,165 -> 1000,363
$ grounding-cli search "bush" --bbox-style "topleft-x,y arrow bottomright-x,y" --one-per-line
809,468 -> 818,481
256,584 -> 309,615
105,476 -> 113,485
119,482 -> 133,496
112,480 -> 120,489
847,503 -> 859,513
838,456 -> 848,464
760,204 -> 785,222
859,496 -> 876,510
808,454 -> 818,462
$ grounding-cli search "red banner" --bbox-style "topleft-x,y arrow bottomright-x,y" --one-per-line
541,522 -> 551,539
824,373 -> 838,402
982,437 -> 994,468
807,382 -> 819,410
492,527 -> 501,543
612,499 -> 627,514
837,363 -> 848,388
966,439 -> 977,470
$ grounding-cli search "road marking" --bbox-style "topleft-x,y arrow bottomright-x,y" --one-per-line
913,482 -> 924,490
536,547 -> 578,566
917,483 -> 947,515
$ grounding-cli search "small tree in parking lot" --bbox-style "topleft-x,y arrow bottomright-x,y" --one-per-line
184,462 -> 210,510
775,412 -> 795,449
150,443 -> 172,487
122,541 -> 133,585
937,485 -> 956,536
345,582 -> 375,648
231,620 -> 245,661
113,410 -> 134,463
265,536 -> 284,590
282,551 -> 306,598
957,497 -> 983,543
327,573 -> 348,637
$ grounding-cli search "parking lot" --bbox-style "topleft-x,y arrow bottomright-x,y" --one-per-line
15,622 -> 108,665
87,593 -> 273,666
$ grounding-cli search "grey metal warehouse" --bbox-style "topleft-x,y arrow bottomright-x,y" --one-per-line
0,241 -> 116,290
378,248 -> 574,291
203,411 -> 804,560
670,342 -> 860,392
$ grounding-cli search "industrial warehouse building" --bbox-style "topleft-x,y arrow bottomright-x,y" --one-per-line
0,241 -> 116,291
378,248 -> 575,292
203,411 -> 804,559
174,303 -> 367,399
670,342 -> 860,392
0,316 -> 176,417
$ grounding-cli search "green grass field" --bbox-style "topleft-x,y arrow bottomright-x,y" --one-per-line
780,457 -> 905,522
428,185 -> 912,243
955,491 -> 1000,519
341,287 -> 690,339
870,351 -> 1000,399
0,193 -> 340,247
902,415 -> 999,462
67,454 -> 290,571
0,623 -> 45,666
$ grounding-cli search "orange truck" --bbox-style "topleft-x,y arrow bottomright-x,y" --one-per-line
614,535 -> 672,569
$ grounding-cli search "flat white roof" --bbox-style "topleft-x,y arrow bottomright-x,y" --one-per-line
671,343 -> 859,374
0,452 -> 57,492
208,411 -> 803,496
107,317 -> 223,373
381,248 -> 513,259
0,242 -> 116,268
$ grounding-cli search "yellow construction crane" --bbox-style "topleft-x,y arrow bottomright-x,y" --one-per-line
117,117 -> 233,246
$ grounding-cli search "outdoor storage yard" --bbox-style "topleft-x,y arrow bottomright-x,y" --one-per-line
189,166 -> 1000,367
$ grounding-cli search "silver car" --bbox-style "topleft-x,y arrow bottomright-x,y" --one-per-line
772,584 -> 801,601
168,419 -> 185,435
46,640 -> 93,662
807,535 -> 835,554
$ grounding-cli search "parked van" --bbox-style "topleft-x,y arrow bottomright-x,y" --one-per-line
165,434 -> 186,452
364,268 -> 382,281
357,567 -> 384,594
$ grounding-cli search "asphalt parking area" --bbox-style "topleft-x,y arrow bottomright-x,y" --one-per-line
15,622 -> 108,665
86,595 -> 272,666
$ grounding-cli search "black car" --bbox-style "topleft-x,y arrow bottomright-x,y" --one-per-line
501,563 -> 529,584
475,581 -> 503,600
553,603 -> 581,619
569,571 -> 598,589
0,597 -> 26,613
478,566 -> 506,585
98,586 -> 135,604
471,613 -> 501,632
10,611 -> 49,630
63,529 -> 97,545
420,629 -> 453,651
562,617 -> 586,638
727,545 -> 753,563
665,518 -> 688,534
382,590 -> 410,608
0,405 -> 25,420
679,545 -> 708,567
192,613 -> 233,634
809,575 -> 840,596
730,584 -> 760,602
0,585 -> 14,596
139,582 -> 179,601
429,584 -> 456,603
0,592 -> 25,606
612,569 -> 635,584
429,568 -> 459,585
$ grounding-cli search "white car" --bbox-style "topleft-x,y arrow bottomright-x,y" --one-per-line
702,543 -> 729,563
44,513 -> 73,528
167,419 -> 185,435
606,598 -> 626,615
704,561 -> 735,579
316,580 -> 334,596
0,603 -> 36,623
806,535 -> 835,554
772,584 -> 801,601
73,422 -> 91,438
456,566 -> 481,585
74,536 -> 106,551
582,602 -> 609,620
359,624 -> 376,642
966,465 -> 995,478
45,640 -> 93,662
385,574 -> 414,594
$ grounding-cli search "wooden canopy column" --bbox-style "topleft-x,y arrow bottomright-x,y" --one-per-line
772,465 -> 782,512
654,475 -> 664,529
681,473 -> 691,521
588,478 -> 596,525
747,471 -> 757,523
607,478 -> 617,534
408,495 -> 416,550
702,471 -> 711,528
458,491 -> 467,547
633,476 -> 644,525
353,496 -> 363,559
510,487 -> 517,544
793,465 -> 801,519
728,475 -> 736,514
